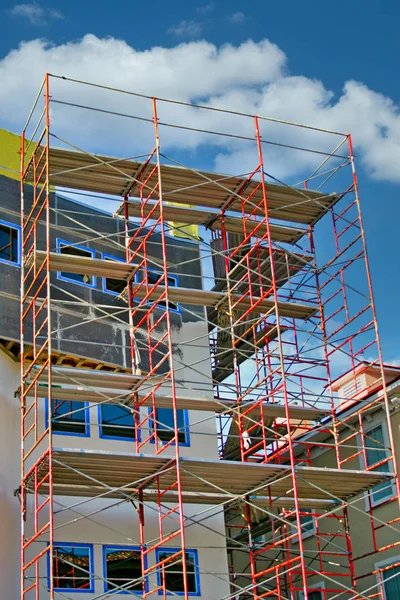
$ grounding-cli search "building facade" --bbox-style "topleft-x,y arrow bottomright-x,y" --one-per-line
3,74 -> 398,600
0,172 -> 230,598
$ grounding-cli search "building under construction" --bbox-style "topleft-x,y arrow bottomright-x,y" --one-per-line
6,73 -> 399,598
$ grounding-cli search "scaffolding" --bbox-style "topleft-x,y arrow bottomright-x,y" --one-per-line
19,73 -> 400,599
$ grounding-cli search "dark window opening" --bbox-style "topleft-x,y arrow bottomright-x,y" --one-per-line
308,590 -> 323,600
58,242 -> 94,285
153,408 -> 188,445
53,545 -> 92,591
103,256 -> 127,295
146,270 -> 178,311
158,550 -> 198,594
0,223 -> 19,264
99,404 -> 135,440
104,547 -> 143,593
51,399 -> 87,435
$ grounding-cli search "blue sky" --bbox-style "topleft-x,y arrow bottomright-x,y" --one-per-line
0,0 -> 399,360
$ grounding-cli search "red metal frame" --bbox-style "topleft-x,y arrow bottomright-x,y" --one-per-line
121,98 -> 190,598
19,74 -> 399,600
20,74 -> 55,599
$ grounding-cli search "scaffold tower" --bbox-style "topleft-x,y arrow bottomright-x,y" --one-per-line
19,73 -> 399,600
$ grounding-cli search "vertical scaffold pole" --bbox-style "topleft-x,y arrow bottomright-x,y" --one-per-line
254,115 -> 309,600
347,133 -> 400,508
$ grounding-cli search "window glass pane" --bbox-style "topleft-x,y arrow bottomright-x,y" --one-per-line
383,565 -> 400,599
104,256 -> 126,295
51,400 -> 87,435
99,404 -> 135,439
0,224 -> 18,263
104,547 -> 142,592
370,478 -> 392,504
365,425 -> 392,503
301,512 -> 314,534
365,425 -> 386,468
155,408 -> 187,444
53,545 -> 92,590
59,243 -> 94,285
158,551 -> 197,594
253,534 -> 265,546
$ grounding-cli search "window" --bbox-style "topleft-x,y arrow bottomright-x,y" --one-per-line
300,512 -> 315,536
57,239 -> 96,288
364,424 -> 394,505
299,582 -> 324,600
102,253 -> 128,296
0,219 -> 21,266
379,563 -> 400,599
253,533 -> 266,546
103,546 -> 144,594
252,533 -> 268,548
145,269 -> 179,312
156,549 -> 200,596
308,591 -> 323,600
50,399 -> 89,437
98,403 -> 136,440
299,588 -> 323,600
150,408 -> 190,446
292,509 -> 315,543
52,543 -> 94,592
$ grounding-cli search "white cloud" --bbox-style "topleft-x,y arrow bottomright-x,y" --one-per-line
8,3 -> 64,25
167,20 -> 203,38
196,2 -> 214,14
229,11 -> 245,24
0,35 -> 400,183
47,7 -> 64,20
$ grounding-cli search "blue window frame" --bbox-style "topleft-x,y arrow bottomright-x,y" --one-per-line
56,238 -> 97,288
46,398 -> 90,437
98,403 -> 136,441
365,424 -> 394,505
0,218 -> 21,267
144,268 -> 180,313
51,542 -> 94,593
155,548 -> 200,596
149,408 -> 190,447
103,545 -> 146,594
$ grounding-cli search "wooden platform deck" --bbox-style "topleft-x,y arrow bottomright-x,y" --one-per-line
35,251 -> 318,319
27,365 -> 326,419
119,199 -> 305,243
27,147 -> 339,226
28,448 -> 393,507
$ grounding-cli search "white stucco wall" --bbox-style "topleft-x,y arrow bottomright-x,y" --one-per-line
6,318 -> 231,598
0,351 -> 21,599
